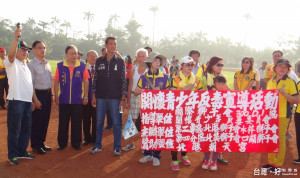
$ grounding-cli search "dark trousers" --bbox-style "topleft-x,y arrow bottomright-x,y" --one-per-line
295,112 -> 300,158
7,100 -> 32,158
82,101 -> 96,143
31,91 -> 51,149
0,77 -> 8,106
171,151 -> 187,161
58,104 -> 82,148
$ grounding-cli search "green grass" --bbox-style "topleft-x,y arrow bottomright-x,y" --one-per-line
222,71 -> 235,89
48,60 -> 61,75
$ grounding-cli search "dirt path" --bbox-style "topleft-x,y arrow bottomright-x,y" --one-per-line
0,105 -> 299,178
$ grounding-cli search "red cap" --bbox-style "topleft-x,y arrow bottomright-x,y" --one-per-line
0,47 -> 6,51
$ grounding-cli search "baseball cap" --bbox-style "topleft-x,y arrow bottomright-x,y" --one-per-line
275,59 -> 291,67
0,47 -> 6,51
19,41 -> 32,51
180,56 -> 195,65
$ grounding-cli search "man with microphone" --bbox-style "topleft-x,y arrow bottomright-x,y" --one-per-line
6,27 -> 35,165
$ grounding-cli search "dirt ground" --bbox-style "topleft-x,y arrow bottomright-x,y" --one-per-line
0,105 -> 299,178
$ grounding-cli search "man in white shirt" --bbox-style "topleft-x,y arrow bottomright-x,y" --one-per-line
5,28 -> 35,165
258,61 -> 267,89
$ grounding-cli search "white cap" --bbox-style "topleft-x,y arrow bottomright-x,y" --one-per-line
180,56 -> 195,65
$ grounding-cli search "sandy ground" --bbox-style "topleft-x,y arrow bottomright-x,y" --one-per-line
0,105 -> 299,178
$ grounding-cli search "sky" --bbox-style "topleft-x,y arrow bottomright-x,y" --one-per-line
1,0 -> 300,50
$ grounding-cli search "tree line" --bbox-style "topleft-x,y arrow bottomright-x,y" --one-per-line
0,14 -> 300,68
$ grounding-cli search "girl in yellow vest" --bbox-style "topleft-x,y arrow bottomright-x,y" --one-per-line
261,59 -> 298,173
234,57 -> 256,91
169,56 -> 202,171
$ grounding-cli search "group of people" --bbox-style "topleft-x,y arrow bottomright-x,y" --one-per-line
1,27 -> 300,175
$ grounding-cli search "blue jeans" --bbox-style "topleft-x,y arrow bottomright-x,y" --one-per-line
7,100 -> 32,158
95,98 -> 121,150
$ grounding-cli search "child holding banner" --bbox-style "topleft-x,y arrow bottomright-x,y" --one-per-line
201,75 -> 227,171
169,56 -> 202,171
135,52 -> 169,167
261,59 -> 298,173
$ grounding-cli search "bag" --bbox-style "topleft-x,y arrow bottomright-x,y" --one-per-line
122,114 -> 139,140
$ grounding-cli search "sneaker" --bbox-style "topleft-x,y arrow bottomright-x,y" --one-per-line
286,134 -> 292,139
153,157 -> 160,166
171,161 -> 180,171
209,161 -> 218,171
293,158 -> 300,164
90,147 -> 101,154
179,156 -> 191,165
139,155 -> 153,163
217,158 -> 228,164
269,167 -> 281,174
8,157 -> 19,165
18,152 -> 35,159
114,149 -> 121,156
122,144 -> 135,151
202,160 -> 210,169
261,164 -> 273,170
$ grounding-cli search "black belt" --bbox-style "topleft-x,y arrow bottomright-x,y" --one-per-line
35,88 -> 51,94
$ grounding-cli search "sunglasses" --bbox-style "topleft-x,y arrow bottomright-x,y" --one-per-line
242,61 -> 250,64
216,63 -> 224,67
185,63 -> 195,67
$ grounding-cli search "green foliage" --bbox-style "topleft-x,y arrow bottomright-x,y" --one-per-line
0,14 -> 299,70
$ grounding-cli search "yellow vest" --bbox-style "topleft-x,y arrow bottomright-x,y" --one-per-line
0,57 -> 6,79
264,64 -> 275,81
267,75 -> 298,117
234,70 -> 256,90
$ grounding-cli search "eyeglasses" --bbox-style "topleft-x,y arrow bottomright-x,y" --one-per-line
216,63 -> 224,67
242,61 -> 250,64
184,63 -> 195,67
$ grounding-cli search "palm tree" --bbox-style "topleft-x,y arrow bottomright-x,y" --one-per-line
38,21 -> 49,32
51,16 -> 60,35
111,14 -> 119,30
61,20 -> 71,37
83,10 -> 95,39
243,13 -> 252,47
149,5 -> 159,47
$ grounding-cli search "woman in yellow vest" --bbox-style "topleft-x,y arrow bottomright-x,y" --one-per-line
233,57 -> 256,91
169,56 -> 201,171
261,59 -> 298,173
293,82 -> 300,164
202,56 -> 230,165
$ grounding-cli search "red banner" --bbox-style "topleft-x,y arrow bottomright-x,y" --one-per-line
140,90 -> 279,153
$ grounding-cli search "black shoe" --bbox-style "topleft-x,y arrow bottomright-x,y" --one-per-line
103,126 -> 112,131
293,158 -> 300,164
0,105 -> 6,109
32,148 -> 46,155
42,145 -> 52,151
261,164 -> 273,170
57,146 -> 66,150
73,146 -> 81,150
82,140 -> 90,146
8,157 -> 19,165
18,152 -> 35,159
